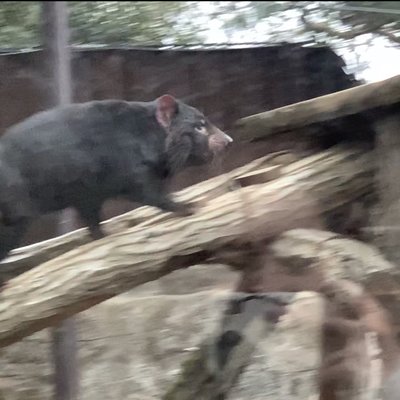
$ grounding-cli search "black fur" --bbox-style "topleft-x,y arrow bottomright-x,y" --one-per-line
0,96 -> 231,261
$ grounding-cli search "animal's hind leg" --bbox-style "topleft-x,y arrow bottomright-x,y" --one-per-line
0,218 -> 29,288
88,224 -> 105,240
0,219 -> 29,261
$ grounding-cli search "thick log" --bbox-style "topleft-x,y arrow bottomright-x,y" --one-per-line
0,146 -> 374,348
0,150 -> 297,281
233,74 -> 400,142
0,146 -> 369,280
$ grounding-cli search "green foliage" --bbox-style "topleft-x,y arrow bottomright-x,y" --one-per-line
203,1 -> 400,45
0,1 -> 198,49
67,1 -> 196,45
0,1 -> 398,49
0,2 -> 41,48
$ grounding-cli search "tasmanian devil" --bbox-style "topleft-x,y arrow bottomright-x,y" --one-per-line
0,94 -> 232,262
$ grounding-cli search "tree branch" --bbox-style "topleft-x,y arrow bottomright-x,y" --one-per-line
234,73 -> 400,141
377,28 -> 400,44
301,9 -> 386,40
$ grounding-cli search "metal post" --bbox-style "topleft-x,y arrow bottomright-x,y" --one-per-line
41,2 -> 79,400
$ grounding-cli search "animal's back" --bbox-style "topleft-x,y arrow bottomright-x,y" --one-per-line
0,100 -> 156,213
1,100 -> 137,158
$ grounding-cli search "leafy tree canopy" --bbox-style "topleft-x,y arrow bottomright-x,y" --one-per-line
0,1 -> 398,49
0,1 -> 398,78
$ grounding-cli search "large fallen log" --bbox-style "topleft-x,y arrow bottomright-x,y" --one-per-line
233,74 -> 400,142
0,150 -> 297,281
0,146 -> 374,348
0,144 -> 362,281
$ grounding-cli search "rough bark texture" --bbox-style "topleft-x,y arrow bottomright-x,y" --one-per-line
0,146 -> 375,348
0,146 -> 370,281
233,74 -> 400,141
0,228 -> 391,399
0,150 -> 298,281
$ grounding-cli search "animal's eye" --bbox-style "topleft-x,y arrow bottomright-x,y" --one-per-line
195,120 -> 208,135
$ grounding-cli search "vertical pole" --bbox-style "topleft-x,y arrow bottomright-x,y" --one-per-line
41,2 -> 79,400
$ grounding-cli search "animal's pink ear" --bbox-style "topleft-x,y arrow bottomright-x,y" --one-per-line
156,94 -> 177,129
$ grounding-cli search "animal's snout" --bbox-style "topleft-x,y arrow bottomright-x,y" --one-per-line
208,126 -> 233,154
223,132 -> 233,145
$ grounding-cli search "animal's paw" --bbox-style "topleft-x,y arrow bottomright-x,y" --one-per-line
174,202 -> 195,217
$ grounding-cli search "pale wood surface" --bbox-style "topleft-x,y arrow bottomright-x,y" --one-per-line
234,74 -> 400,141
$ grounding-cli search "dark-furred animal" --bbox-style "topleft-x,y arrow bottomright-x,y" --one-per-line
0,94 -> 232,261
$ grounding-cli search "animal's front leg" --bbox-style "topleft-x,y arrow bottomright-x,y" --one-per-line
128,176 -> 195,217
154,195 -> 194,217
76,204 -> 106,240
0,218 -> 30,290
